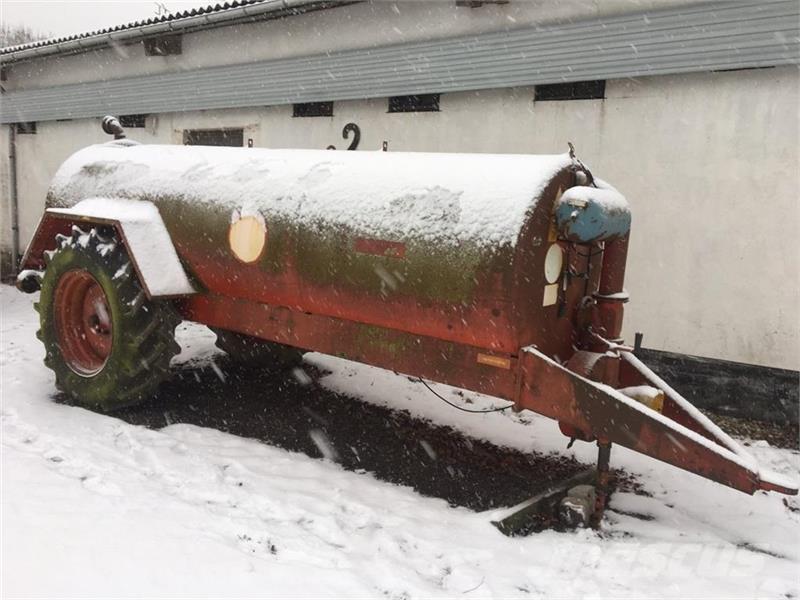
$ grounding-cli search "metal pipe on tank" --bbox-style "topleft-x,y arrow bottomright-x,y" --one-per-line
101,116 -> 126,140
594,236 -> 630,341
598,236 -> 628,298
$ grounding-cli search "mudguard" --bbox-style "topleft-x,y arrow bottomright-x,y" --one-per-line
17,198 -> 196,299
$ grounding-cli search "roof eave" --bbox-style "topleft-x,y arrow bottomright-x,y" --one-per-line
0,0 -> 353,65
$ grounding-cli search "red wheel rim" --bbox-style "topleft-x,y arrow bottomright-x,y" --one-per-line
54,270 -> 113,376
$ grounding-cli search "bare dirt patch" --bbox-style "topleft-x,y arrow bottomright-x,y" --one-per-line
61,357 -> 590,512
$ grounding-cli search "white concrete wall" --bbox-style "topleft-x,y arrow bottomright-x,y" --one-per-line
2,66 -> 797,370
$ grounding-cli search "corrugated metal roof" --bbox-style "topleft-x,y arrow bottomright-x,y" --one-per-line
0,0 -> 351,62
1,0 -> 797,124
0,0 -> 344,56
1,0 -> 265,54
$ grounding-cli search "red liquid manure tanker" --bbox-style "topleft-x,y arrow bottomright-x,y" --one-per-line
17,117 -> 797,526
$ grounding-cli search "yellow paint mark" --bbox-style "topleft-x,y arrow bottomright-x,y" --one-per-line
548,186 -> 563,242
477,353 -> 511,370
229,215 -> 266,263
547,220 -> 559,243
542,283 -> 558,307
621,387 -> 665,413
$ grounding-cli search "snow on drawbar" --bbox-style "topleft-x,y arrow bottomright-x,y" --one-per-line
48,143 -> 574,247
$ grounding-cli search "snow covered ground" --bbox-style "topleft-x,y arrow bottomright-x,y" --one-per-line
2,285 -> 798,599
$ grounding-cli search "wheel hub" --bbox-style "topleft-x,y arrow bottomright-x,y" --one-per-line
54,270 -> 113,375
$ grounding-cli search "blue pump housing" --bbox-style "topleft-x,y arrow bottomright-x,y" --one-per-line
554,185 -> 631,243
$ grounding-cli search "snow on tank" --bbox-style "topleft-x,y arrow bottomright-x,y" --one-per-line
47,143 -> 576,249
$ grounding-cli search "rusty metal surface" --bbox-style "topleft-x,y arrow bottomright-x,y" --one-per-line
41,143 -> 589,360
164,171 -> 584,361
179,293 -> 520,402
18,214 -> 74,271
53,269 -> 113,375
519,347 -> 797,496
593,236 -> 629,344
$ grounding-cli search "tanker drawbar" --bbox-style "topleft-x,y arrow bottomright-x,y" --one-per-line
16,117 -> 797,532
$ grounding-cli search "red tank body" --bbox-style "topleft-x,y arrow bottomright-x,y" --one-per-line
17,133 -> 796,523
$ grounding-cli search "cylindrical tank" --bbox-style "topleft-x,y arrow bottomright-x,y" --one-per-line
47,142 -> 626,359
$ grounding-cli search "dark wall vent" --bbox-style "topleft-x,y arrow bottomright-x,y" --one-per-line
535,80 -> 605,101
144,34 -> 182,56
119,114 -> 147,128
455,0 -> 510,6
183,128 -> 244,147
15,121 -> 36,134
388,94 -> 440,113
293,101 -> 333,117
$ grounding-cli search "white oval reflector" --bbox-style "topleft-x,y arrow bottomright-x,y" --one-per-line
229,215 -> 267,263
544,244 -> 563,284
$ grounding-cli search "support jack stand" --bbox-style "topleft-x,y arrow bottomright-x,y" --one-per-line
492,442 -> 613,536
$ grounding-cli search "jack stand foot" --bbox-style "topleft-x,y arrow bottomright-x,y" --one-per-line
592,440 -> 612,527
490,441 -> 616,536
491,468 -> 596,536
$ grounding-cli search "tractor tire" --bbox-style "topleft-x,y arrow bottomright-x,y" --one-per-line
212,328 -> 304,370
36,225 -> 181,411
